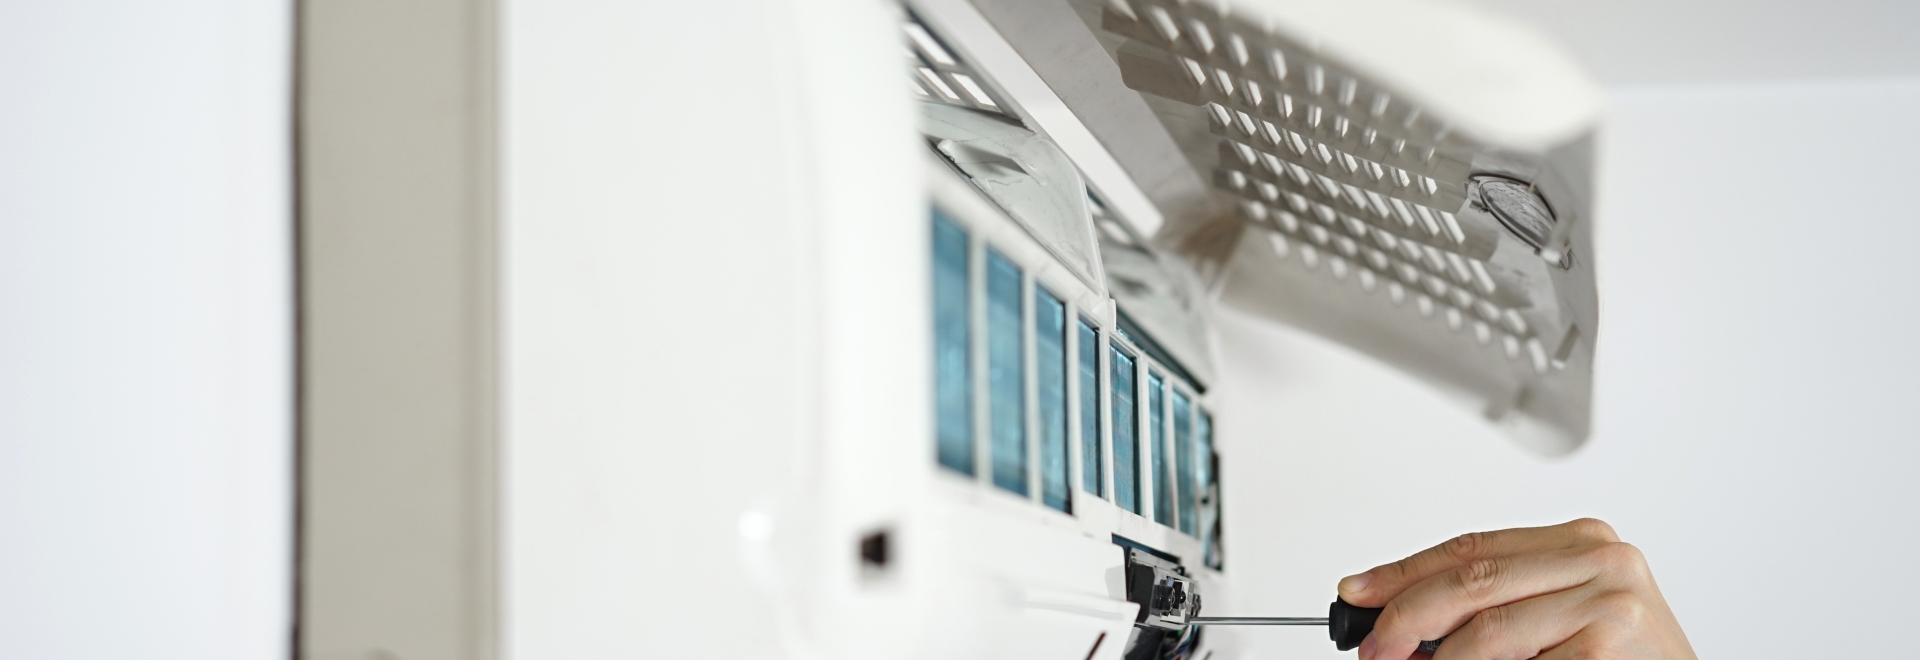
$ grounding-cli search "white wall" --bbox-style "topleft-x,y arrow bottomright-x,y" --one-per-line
1218,77 -> 1920,658
1472,0 -> 1920,86
0,3 -> 292,659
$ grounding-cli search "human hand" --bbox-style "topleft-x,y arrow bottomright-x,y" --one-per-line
1336,519 -> 1696,660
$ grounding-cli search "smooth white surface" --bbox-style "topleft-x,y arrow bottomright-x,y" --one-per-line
1218,77 -> 1920,658
0,2 -> 293,659
501,2 -> 796,656
503,0 -> 920,657
1474,0 -> 1920,86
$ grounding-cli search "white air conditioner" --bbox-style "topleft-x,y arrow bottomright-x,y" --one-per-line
295,1 -> 1600,658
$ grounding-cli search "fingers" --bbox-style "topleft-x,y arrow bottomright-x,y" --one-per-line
1528,592 -> 1698,660
1365,545 -> 1620,660
1529,627 -> 1616,660
1340,518 -> 1619,607
1427,585 -> 1594,660
1347,521 -> 1694,660
1520,617 -> 1658,660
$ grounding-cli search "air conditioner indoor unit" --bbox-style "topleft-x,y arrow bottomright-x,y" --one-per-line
296,0 -> 1600,658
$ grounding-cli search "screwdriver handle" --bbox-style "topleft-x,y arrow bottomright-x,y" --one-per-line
1329,599 -> 1442,653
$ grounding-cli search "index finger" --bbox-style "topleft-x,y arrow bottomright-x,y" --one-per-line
1338,518 -> 1618,607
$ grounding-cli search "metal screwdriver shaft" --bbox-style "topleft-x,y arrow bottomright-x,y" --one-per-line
1187,599 -> 1442,654
1189,617 -> 1328,625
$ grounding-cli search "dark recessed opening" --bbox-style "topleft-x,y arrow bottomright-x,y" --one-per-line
858,530 -> 889,569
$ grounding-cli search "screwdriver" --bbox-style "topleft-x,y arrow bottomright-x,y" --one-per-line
1190,598 -> 1444,654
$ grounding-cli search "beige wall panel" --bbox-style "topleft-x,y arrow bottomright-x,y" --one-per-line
298,0 -> 499,658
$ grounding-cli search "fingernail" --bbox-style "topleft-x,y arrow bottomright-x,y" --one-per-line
1338,571 -> 1373,596
1357,633 -> 1377,660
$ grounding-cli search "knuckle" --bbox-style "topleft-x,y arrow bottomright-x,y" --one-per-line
1460,606 -> 1542,660
1584,541 -> 1628,567
1556,634 -> 1623,660
1592,590 -> 1651,626
1467,604 -> 1516,646
1443,531 -> 1491,562
1567,518 -> 1620,543
1592,542 -> 1651,581
1453,557 -> 1506,599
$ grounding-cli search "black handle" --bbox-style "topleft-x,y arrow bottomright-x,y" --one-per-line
1328,599 -> 1443,654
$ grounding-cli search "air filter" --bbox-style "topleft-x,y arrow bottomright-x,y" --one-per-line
971,0 -> 1603,453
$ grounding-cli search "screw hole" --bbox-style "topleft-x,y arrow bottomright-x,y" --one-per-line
859,530 -> 890,570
